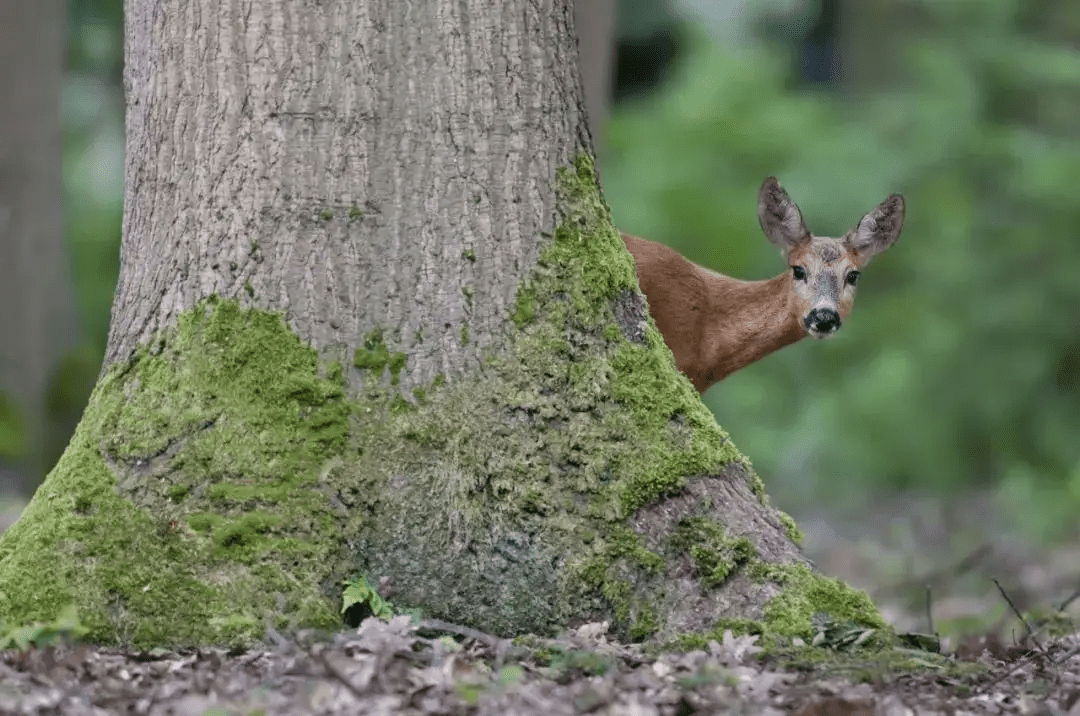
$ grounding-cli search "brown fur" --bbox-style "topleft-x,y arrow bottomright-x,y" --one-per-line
622,233 -> 805,392
622,177 -> 905,393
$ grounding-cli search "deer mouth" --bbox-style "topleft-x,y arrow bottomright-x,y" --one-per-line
806,326 -> 839,339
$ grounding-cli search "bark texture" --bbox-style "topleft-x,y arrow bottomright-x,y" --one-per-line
0,0 -> 881,648
114,0 -> 590,393
0,0 -> 81,491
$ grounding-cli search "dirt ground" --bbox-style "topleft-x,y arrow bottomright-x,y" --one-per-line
2,488 -> 1079,715
1,614 -> 1079,715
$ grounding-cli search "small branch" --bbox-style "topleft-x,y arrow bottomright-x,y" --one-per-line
416,618 -> 508,651
1058,583 -> 1080,613
415,617 -> 519,669
981,648 -> 1039,692
992,578 -> 1042,651
924,584 -> 935,635
878,544 -> 991,598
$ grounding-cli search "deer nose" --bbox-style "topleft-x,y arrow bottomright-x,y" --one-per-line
805,308 -> 841,334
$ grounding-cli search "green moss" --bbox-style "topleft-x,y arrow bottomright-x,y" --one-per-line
508,156 -> 741,516
511,288 -> 537,328
760,563 -> 884,639
388,354 -> 407,385
666,618 -> 765,650
777,510 -> 804,546
187,512 -> 223,534
354,329 -> 407,385
1023,607 -> 1074,637
207,614 -> 260,648
460,324 -> 470,345
212,512 -> 282,557
661,560 -> 884,650
166,484 -> 189,501
244,280 -> 254,299
318,209 -> 333,221
462,249 -> 476,262
760,640 -> 987,683
629,604 -> 660,641
669,517 -> 755,588
348,205 -> 364,220
350,154 -> 754,639
0,298 -> 355,647
569,526 -> 663,632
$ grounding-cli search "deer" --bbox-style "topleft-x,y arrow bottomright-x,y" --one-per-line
622,177 -> 905,393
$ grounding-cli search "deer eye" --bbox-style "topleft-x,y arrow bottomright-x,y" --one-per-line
845,270 -> 860,286
791,265 -> 807,281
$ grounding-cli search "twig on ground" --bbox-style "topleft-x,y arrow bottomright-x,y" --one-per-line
992,578 -> 1043,651
417,617 -> 516,669
1058,584 -> 1080,613
879,544 -> 991,598
416,618 -> 508,651
980,648 -> 1040,692
925,585 -> 935,635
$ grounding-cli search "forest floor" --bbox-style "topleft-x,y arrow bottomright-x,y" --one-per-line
1,489 -> 1079,715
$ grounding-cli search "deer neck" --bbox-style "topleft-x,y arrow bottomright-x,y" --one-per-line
702,271 -> 806,383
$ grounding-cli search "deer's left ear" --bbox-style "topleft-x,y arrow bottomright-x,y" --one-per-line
845,193 -> 905,265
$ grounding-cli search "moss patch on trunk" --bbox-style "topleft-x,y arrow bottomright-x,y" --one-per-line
0,298 -> 356,647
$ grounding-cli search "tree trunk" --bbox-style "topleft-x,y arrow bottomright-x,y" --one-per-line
0,0 -> 82,494
0,0 -> 880,648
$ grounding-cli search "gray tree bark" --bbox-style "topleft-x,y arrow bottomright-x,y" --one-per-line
113,0 -> 591,394
0,0 -> 875,649
0,0 -> 80,493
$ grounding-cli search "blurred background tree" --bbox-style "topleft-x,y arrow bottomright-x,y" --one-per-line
0,0 -> 87,495
7,0 -> 1080,549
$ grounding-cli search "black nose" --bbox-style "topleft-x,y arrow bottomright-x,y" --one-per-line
805,308 -> 841,333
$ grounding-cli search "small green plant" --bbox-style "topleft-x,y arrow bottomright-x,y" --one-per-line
341,576 -> 394,626
0,604 -> 88,650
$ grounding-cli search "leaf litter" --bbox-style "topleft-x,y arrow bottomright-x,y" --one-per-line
2,615 -> 1080,715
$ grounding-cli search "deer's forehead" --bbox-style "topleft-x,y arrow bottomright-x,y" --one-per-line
790,237 -> 854,267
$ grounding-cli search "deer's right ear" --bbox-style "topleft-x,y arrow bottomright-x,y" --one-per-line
757,177 -> 810,254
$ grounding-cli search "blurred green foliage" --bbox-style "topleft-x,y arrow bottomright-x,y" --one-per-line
56,0 -> 122,416
603,0 -> 1080,533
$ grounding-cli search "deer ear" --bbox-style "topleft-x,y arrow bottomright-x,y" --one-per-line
757,177 -> 810,254
846,193 -> 905,264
